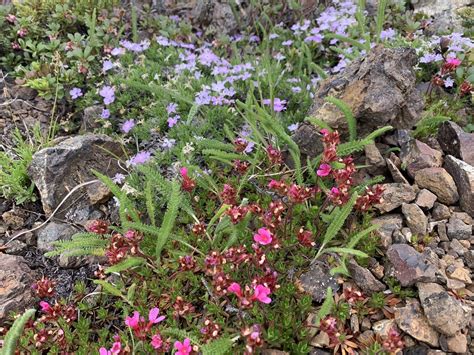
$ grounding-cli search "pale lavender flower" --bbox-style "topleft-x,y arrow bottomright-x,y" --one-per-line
288,123 -> 299,132
167,115 -> 179,127
244,141 -> 255,154
291,86 -> 302,93
101,108 -> 110,119
121,119 -> 135,134
269,33 -> 279,40
262,98 -> 287,112
102,60 -> 113,72
161,138 -> 176,150
167,103 -> 177,114
111,47 -> 125,56
274,53 -> 286,61
305,34 -> 323,43
249,35 -> 260,43
112,173 -> 126,184
69,87 -> 82,100
444,77 -> 454,88
380,28 -> 396,41
99,85 -> 115,105
128,151 -> 152,166
282,40 -> 293,46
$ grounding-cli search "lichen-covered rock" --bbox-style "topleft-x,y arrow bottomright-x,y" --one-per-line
412,0 -> 473,33
297,262 -> 339,302
0,255 -> 37,324
347,259 -> 386,294
402,203 -> 428,236
28,134 -> 124,219
394,299 -> 439,347
386,244 -> 438,286
309,46 -> 423,137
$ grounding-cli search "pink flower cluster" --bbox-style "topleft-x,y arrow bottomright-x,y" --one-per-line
227,282 -> 272,307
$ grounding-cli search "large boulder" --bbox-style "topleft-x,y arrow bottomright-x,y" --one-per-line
28,134 -> 123,220
0,255 -> 37,324
309,46 -> 423,137
412,0 -> 473,33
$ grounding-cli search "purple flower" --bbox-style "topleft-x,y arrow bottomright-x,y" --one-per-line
112,173 -> 126,184
262,98 -> 287,112
244,141 -> 255,154
161,138 -> 176,150
380,28 -> 396,41
288,123 -> 299,132
101,108 -> 110,119
69,87 -> 83,100
167,115 -> 179,128
291,86 -> 302,93
269,33 -> 279,40
274,53 -> 285,61
167,103 -> 177,114
305,34 -> 323,43
121,119 -> 135,134
102,60 -> 113,72
99,85 -> 115,105
444,77 -> 454,88
282,40 -> 293,46
249,35 -> 260,43
128,151 -> 152,166
111,47 -> 125,56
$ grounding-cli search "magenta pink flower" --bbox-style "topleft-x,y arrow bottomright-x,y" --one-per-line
320,128 -> 329,136
125,311 -> 140,329
228,282 -> 242,297
174,338 -> 192,355
317,163 -> 331,177
99,342 -> 121,355
253,284 -> 272,304
180,167 -> 188,177
446,57 -> 461,67
151,334 -> 163,349
39,301 -> 52,313
253,227 -> 273,245
148,307 -> 166,324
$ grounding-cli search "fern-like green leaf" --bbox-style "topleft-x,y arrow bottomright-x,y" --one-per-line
318,192 -> 358,257
315,287 -> 334,325
201,337 -> 234,355
1,309 -> 36,355
93,280 -> 124,298
155,180 -> 182,262
105,256 -> 146,274
161,328 -> 200,345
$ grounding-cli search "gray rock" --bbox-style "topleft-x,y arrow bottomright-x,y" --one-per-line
375,183 -> 417,213
437,223 -> 449,242
0,255 -> 37,324
81,105 -> 103,132
298,262 -> 339,302
400,139 -> 443,178
446,332 -> 468,354
438,121 -> 474,166
372,214 -> 404,248
386,244 -> 438,286
365,143 -> 386,174
414,167 -> 459,205
402,203 -> 428,236
432,202 -> 451,221
447,217 -> 472,240
450,239 -> 468,256
417,282 -> 445,303
415,189 -> 437,210
444,155 -> 474,217
386,158 -> 410,184
36,222 -> 78,252
28,134 -> 124,218
421,290 -> 471,336
291,122 -> 324,158
309,46 -> 423,138
347,259 -> 386,294
413,0 -> 473,33
394,298 -> 439,347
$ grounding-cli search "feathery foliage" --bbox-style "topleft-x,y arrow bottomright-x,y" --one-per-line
325,96 -> 357,141
1,309 -> 36,355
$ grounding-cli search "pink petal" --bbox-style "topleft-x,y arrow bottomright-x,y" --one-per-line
148,307 -> 159,323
